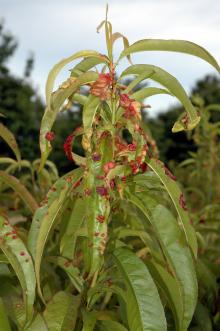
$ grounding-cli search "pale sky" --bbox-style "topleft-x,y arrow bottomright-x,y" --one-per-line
1,0 -> 220,115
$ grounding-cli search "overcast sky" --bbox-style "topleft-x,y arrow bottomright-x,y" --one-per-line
1,0 -> 220,115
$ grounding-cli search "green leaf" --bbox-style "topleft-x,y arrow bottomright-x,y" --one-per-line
47,256 -> 83,292
131,87 -> 171,101
45,50 -> 108,106
113,247 -> 167,331
0,298 -> 11,331
87,192 -> 110,277
71,56 -> 107,77
0,216 -> 36,325
0,123 -> 21,163
83,95 -> 101,131
60,197 -> 86,259
26,314 -> 47,331
28,168 -> 83,260
146,260 -> 183,331
51,72 -> 98,111
43,291 -> 80,331
120,65 -> 200,131
0,171 -> 38,214
98,320 -> 128,331
82,309 -> 96,331
29,168 -> 83,301
118,39 -> 220,74
0,158 -> 17,166
126,192 -> 197,331
193,302 -> 212,331
147,158 -> 198,258
124,70 -> 154,94
40,71 -> 98,169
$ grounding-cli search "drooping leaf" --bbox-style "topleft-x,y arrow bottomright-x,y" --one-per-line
146,260 -> 183,331
32,168 -> 83,301
0,216 -> 36,325
126,192 -> 197,331
0,123 -> 21,163
43,291 -> 80,331
71,56 -> 107,77
113,247 -> 167,331
45,50 -> 108,106
40,71 -> 98,169
120,65 -> 200,131
147,158 -> 198,257
112,31 -> 132,65
0,158 -> 17,166
28,168 -> 83,260
118,39 -> 220,74
131,87 -> 171,101
0,171 -> 38,213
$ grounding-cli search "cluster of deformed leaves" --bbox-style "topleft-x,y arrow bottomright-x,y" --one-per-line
0,10 -> 220,331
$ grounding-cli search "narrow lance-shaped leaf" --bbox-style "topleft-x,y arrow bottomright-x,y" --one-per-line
146,259 -> 183,331
82,309 -> 96,331
47,256 -> 83,293
43,291 -> 80,331
126,191 -> 197,331
0,123 -> 21,163
87,191 -> 110,277
113,247 -> 167,331
118,39 -> 220,74
28,168 -> 82,259
71,56 -> 108,77
0,216 -> 36,325
131,87 -> 171,101
25,314 -> 47,331
83,95 -> 100,131
46,50 -> 109,106
33,168 -> 83,301
120,64 -> 200,131
0,171 -> 38,213
60,197 -> 86,259
147,158 -> 198,257
40,71 -> 98,169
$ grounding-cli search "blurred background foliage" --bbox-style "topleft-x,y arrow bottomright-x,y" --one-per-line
1,21 -> 220,175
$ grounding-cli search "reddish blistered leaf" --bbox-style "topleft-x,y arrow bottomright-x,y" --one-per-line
140,162 -> 148,173
92,152 -> 101,161
128,143 -> 137,151
96,215 -> 105,223
90,73 -> 113,100
73,180 -> 82,189
45,131 -> 55,142
164,166 -> 177,181
63,133 -> 74,161
130,161 -> 139,174
179,193 -> 188,211
110,179 -> 115,189
103,161 -> 116,174
96,186 -> 108,197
